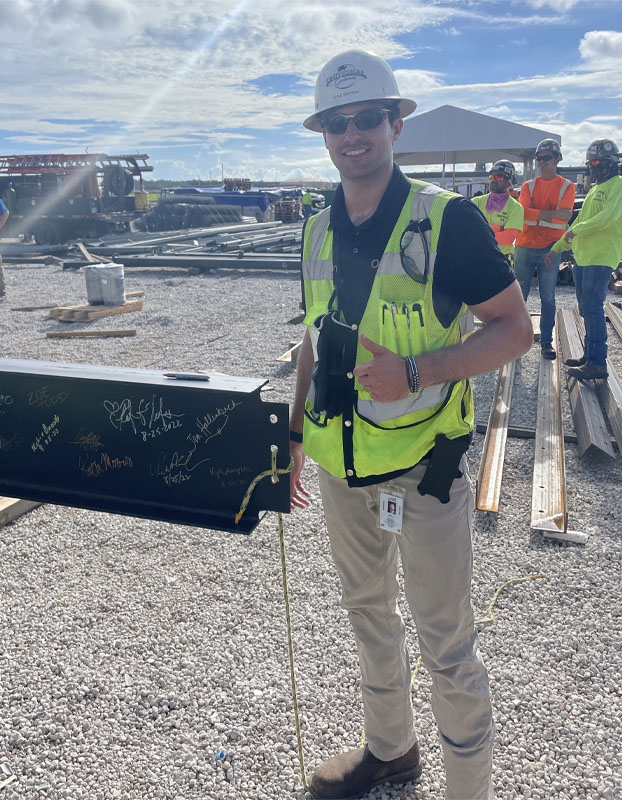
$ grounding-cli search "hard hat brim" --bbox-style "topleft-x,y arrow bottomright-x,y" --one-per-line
303,97 -> 418,132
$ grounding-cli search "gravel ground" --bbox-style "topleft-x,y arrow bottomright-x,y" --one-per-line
0,256 -> 621,800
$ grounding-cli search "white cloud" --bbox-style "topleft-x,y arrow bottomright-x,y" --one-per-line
526,0 -> 584,10
579,30 -> 622,65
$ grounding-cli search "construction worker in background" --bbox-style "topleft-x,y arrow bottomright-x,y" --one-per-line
301,188 -> 314,219
0,196 -> 9,302
289,49 -> 533,800
514,138 -> 576,359
472,160 -> 524,264
546,139 -> 622,381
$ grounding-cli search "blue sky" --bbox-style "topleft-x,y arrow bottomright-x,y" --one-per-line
1,0 -> 621,181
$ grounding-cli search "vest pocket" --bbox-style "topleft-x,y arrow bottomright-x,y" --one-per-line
377,298 -> 426,358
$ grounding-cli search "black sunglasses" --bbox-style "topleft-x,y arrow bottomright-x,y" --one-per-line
321,107 -> 392,135
536,154 -> 555,162
399,219 -> 432,284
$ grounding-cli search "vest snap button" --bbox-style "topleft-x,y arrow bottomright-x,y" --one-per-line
344,420 -> 352,427
351,324 -> 358,331
346,371 -> 353,379
346,469 -> 354,477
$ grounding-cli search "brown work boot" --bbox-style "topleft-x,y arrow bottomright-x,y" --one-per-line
568,363 -> 608,382
565,354 -> 586,367
309,742 -> 422,799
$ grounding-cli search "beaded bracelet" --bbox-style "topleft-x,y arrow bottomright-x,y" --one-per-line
405,356 -> 420,394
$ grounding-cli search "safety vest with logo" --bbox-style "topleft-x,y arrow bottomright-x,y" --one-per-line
301,179 -> 474,482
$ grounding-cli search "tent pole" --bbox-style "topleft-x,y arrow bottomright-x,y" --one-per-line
442,151 -> 446,182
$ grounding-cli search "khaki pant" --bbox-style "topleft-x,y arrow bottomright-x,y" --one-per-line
318,457 -> 494,800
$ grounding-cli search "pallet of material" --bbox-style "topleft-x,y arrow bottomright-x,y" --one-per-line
48,291 -> 144,322
0,497 -> 41,528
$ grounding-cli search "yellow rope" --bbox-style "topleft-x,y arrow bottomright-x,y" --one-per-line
474,573 -> 547,626
234,446 -> 293,524
361,572 -> 547,747
278,510 -> 309,792
235,448 -> 307,789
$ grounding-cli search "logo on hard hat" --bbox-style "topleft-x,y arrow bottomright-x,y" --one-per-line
326,64 -> 367,90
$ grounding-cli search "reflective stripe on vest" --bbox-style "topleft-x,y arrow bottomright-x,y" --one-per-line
301,179 -> 474,479
524,177 -> 573,229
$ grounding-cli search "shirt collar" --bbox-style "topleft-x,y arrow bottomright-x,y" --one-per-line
330,164 -> 410,231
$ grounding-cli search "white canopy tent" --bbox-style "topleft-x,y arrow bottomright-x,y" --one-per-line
394,105 -> 561,179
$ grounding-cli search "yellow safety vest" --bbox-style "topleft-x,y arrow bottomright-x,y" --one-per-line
302,179 -> 474,482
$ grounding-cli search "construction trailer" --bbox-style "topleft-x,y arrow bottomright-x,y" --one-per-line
0,153 -> 154,244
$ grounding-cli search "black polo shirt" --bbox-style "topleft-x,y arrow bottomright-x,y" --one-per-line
300,164 -> 515,486
302,164 -> 514,321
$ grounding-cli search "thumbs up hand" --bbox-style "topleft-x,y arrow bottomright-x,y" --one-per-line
353,334 -> 411,402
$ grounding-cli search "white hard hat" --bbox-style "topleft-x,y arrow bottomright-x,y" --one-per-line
303,49 -> 417,132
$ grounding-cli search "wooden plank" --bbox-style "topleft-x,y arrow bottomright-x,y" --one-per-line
557,308 -> 614,458
531,314 -> 541,342
531,328 -> 567,534
575,309 -> 622,454
476,359 -> 516,512
10,304 -> 58,312
46,329 -> 137,339
76,242 -> 110,263
277,340 -> 302,363
475,422 -> 617,447
606,301 -> 622,341
49,289 -> 145,317
0,497 -> 41,527
63,300 -> 143,321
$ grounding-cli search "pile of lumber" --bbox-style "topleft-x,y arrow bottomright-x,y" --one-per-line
48,291 -> 143,322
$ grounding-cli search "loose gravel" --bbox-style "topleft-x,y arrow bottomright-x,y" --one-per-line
0,257 -> 621,800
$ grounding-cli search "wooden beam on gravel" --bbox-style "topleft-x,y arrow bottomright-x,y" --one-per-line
0,497 -> 41,528
76,242 -> 110,263
475,422 -> 617,448
46,329 -> 137,339
277,340 -> 302,363
574,309 -> 622,454
10,304 -> 59,311
531,314 -> 541,342
476,359 -> 516,513
53,299 -> 143,322
557,308 -> 615,458
605,301 -> 622,341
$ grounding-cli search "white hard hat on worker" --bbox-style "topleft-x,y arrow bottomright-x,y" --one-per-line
303,50 -> 417,133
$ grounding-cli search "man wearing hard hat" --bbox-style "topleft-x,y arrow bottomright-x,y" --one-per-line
514,139 -> 576,360
472,160 -> 524,264
288,50 -> 532,800
546,138 -> 622,382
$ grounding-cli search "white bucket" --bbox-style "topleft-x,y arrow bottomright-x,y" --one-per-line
84,264 -> 125,306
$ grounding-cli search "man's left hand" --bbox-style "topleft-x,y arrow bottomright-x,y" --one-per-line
544,251 -> 556,267
353,334 -> 410,402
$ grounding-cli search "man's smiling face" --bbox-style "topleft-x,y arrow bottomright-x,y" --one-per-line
322,102 -> 403,182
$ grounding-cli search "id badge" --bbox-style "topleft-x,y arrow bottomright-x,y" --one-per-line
378,485 -> 405,535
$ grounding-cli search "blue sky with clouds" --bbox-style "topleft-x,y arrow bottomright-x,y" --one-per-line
1,0 -> 621,181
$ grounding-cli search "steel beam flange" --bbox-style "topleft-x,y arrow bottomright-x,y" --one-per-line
557,309 -> 614,458
531,327 -> 569,536
476,360 -> 516,512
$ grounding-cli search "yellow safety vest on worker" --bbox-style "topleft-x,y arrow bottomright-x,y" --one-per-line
301,179 -> 474,479
471,193 -> 524,256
